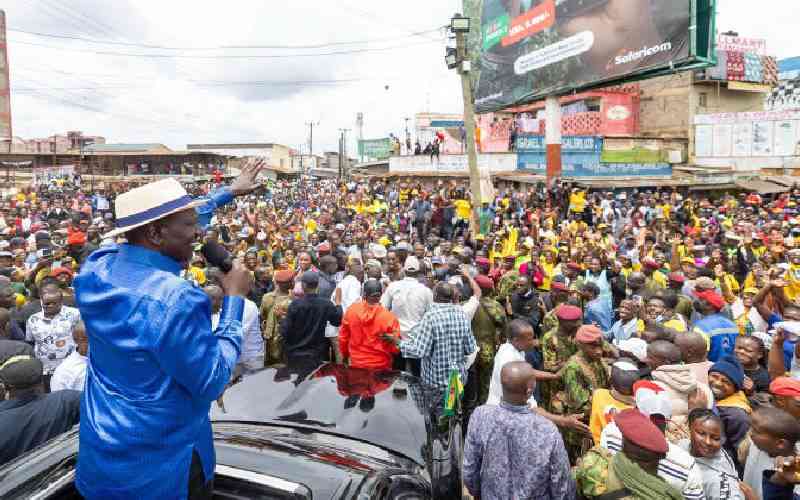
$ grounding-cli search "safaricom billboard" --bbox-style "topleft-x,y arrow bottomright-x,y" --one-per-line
471,0 -> 716,113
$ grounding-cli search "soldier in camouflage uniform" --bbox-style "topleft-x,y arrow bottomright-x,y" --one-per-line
540,304 -> 583,413
496,255 -> 521,304
560,324 -> 610,463
471,275 -> 508,405
260,270 -> 294,366
540,281 -> 571,334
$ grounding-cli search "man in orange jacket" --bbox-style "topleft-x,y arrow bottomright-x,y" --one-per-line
339,279 -> 400,370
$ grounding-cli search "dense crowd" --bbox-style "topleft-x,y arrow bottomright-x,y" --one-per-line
5,166 -> 800,499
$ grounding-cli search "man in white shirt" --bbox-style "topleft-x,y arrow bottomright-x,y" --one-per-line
487,320 -> 593,436
381,256 -> 433,375
50,320 -> 88,392
26,284 -> 81,391
487,319 -> 538,407
325,261 -> 364,343
207,284 -> 262,374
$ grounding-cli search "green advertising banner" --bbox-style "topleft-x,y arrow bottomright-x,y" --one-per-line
469,0 -> 716,113
358,138 -> 393,159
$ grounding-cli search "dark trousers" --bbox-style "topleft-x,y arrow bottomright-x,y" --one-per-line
43,374 -> 52,393
188,450 -> 213,500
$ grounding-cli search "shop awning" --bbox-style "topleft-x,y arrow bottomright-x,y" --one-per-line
733,179 -> 789,194
765,175 -> 800,188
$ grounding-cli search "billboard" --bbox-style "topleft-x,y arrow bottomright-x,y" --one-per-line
471,0 -> 715,113
0,10 -> 10,148
357,138 -> 393,160
516,135 -> 671,177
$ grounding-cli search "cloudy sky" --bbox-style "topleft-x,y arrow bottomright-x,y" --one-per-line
3,0 -> 799,154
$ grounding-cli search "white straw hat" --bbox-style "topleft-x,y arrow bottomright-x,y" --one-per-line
103,178 -> 204,238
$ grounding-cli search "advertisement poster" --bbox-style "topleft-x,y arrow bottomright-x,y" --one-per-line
357,138 -> 393,160
601,138 -> 664,163
773,121 -> 798,157
600,93 -> 637,136
695,125 -> 713,157
732,123 -> 753,157
712,124 -> 733,157
752,121 -> 774,156
472,0 -> 701,112
476,113 -> 514,152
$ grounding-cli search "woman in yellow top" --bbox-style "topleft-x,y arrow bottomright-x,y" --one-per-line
453,198 -> 472,221
539,249 -> 557,292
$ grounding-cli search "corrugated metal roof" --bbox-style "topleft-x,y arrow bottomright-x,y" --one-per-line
734,179 -> 789,194
85,143 -> 171,152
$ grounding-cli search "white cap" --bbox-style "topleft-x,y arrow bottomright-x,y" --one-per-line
404,255 -> 421,272
616,338 -> 648,362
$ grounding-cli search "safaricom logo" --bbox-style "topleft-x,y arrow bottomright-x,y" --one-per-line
614,42 -> 672,65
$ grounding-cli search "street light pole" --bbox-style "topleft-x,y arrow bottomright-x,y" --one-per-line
449,13 -> 482,233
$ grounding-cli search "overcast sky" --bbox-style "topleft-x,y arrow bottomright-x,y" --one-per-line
3,0 -> 799,154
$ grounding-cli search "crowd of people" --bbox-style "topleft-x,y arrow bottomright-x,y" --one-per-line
5,164 -> 800,498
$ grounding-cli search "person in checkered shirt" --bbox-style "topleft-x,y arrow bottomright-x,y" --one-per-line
384,282 -> 477,389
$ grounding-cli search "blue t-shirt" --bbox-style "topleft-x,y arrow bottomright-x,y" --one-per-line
768,312 -> 798,371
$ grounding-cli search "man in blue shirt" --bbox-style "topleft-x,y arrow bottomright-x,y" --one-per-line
74,161 -> 262,500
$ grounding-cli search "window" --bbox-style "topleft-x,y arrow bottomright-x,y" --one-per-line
698,93 -> 708,108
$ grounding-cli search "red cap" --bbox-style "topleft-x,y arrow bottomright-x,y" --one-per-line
693,289 -> 725,311
770,377 -> 800,398
615,409 -> 669,454
474,275 -> 494,290
643,258 -> 660,270
555,304 -> 582,321
317,242 -> 331,252
667,272 -> 685,283
475,257 -> 490,266
566,262 -> 582,271
50,267 -> 73,278
551,282 -> 568,292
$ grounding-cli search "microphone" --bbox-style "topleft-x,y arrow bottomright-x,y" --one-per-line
201,241 -> 233,273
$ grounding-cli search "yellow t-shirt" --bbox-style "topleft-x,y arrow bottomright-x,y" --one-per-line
569,192 -> 586,213
589,389 -> 632,445
305,219 -> 318,234
454,199 -> 471,220
786,265 -> 800,302
187,266 -> 207,285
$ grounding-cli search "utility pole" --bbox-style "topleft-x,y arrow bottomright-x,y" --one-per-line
449,13 -> 482,232
338,129 -> 344,182
404,117 -> 410,155
338,128 -> 351,182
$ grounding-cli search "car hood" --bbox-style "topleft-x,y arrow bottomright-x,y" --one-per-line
211,364 -> 436,466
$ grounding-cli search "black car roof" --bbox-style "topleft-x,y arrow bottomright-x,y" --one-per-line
211,364 -> 437,466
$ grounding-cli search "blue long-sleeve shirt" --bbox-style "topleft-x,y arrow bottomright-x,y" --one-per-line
74,189 -> 243,499
196,187 -> 234,230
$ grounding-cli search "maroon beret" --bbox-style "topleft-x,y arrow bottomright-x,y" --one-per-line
475,257 -> 490,266
566,262 -> 582,271
474,275 -> 494,290
615,409 -> 668,454
274,270 -> 295,283
555,304 -> 582,321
